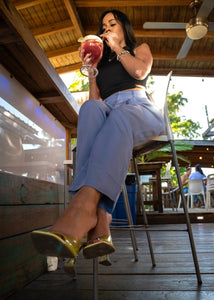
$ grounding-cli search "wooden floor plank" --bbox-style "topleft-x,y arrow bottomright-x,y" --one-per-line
7,223 -> 214,300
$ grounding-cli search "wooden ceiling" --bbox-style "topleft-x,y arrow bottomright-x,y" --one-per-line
11,0 -> 214,77
0,0 -> 79,137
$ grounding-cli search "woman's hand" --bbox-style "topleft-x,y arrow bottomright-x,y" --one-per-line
100,32 -> 120,52
79,47 -> 94,66
79,47 -> 100,68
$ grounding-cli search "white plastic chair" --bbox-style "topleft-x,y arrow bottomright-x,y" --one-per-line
188,179 -> 206,208
178,179 -> 206,209
205,174 -> 214,210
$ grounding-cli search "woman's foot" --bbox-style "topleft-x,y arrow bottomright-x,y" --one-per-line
87,208 -> 112,241
83,208 -> 115,259
49,186 -> 101,242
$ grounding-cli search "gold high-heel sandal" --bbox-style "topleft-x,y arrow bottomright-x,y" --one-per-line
63,258 -> 77,277
83,235 -> 115,259
31,230 -> 81,258
98,254 -> 112,266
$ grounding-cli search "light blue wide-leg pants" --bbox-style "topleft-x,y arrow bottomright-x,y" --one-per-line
69,90 -> 165,213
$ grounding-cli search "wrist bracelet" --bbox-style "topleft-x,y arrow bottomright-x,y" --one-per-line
117,50 -> 130,61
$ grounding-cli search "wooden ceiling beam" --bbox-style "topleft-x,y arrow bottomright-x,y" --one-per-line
13,0 -> 51,10
75,0 -> 190,7
151,68 -> 214,77
152,51 -> 214,60
55,63 -> 214,77
134,29 -> 214,39
46,43 -> 213,61
55,63 -> 82,74
46,44 -> 79,59
86,28 -> 214,39
31,20 -> 74,38
63,0 -> 84,38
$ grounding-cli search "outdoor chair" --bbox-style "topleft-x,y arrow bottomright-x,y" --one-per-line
205,174 -> 214,210
178,179 -> 206,209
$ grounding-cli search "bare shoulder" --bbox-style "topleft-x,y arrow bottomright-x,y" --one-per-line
134,43 -> 152,56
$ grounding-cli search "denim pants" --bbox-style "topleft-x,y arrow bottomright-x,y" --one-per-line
69,90 -> 165,213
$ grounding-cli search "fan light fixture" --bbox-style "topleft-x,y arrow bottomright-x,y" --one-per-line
186,17 -> 208,40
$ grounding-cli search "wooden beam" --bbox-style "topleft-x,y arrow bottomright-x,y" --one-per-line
150,68 -> 214,77
55,63 -> 82,74
55,62 -> 214,77
63,0 -> 84,38
86,28 -> 214,39
75,0 -> 190,7
152,51 -> 214,60
13,0 -> 51,10
61,122 -> 77,135
31,20 -> 74,38
134,29 -> 214,39
37,96 -> 65,104
48,46 -> 213,61
46,44 -> 79,59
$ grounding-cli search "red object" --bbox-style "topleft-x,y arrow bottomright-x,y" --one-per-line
81,39 -> 103,64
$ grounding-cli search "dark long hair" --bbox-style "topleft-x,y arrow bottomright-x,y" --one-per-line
195,164 -> 204,175
97,10 -> 136,65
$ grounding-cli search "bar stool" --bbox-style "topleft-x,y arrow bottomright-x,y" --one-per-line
69,72 -> 202,300
93,71 -> 202,299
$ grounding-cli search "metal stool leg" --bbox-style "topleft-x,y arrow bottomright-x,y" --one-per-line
133,157 -> 156,267
122,186 -> 138,261
170,140 -> 202,284
93,258 -> 98,300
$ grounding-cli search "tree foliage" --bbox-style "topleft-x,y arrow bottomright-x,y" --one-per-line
68,71 -> 89,92
167,91 -> 201,138
147,76 -> 201,139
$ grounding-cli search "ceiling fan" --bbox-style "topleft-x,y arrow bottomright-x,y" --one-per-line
143,0 -> 214,59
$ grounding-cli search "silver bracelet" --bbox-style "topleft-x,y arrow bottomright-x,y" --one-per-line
117,50 -> 130,61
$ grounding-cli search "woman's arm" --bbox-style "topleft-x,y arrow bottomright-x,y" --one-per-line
114,43 -> 153,80
101,32 -> 152,80
88,75 -> 100,100
181,174 -> 188,186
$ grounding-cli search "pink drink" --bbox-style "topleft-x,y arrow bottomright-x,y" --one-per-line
79,35 -> 103,77
81,39 -> 103,65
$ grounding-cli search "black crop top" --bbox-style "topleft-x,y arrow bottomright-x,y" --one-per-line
96,46 -> 148,100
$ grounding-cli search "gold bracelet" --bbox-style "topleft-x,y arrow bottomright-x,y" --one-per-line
117,50 -> 130,61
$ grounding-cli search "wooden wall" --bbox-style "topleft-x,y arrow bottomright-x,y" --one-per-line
0,171 -> 72,298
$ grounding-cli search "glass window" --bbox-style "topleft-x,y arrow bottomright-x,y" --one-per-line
0,97 -> 66,184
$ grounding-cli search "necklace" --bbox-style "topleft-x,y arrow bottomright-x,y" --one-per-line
108,52 -> 116,62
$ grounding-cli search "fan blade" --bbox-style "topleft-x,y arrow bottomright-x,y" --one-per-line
197,0 -> 214,19
208,22 -> 214,31
143,22 -> 186,29
176,37 -> 193,59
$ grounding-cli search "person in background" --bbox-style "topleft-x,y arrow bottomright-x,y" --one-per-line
189,164 -> 207,207
181,166 -> 192,194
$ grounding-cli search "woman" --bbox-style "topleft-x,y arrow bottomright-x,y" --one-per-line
181,167 -> 192,194
189,164 -> 206,207
31,10 -> 165,261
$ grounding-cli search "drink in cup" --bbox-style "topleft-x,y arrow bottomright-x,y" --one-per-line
78,35 -> 103,77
